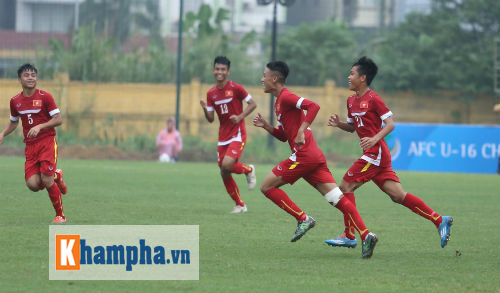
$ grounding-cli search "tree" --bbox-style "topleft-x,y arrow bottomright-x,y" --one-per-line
372,0 -> 500,94
181,4 -> 260,84
276,20 -> 357,86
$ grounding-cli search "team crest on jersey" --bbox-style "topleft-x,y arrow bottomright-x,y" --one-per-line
33,100 -> 42,107
348,104 -> 352,108
16,103 -> 21,108
360,101 -> 368,109
225,90 -> 233,97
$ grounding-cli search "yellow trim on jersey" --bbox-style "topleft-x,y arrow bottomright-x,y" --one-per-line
415,207 -> 441,221
54,137 -> 58,164
240,142 -> 245,150
361,162 -> 371,172
289,161 -> 300,170
281,200 -> 304,217
348,213 -> 367,235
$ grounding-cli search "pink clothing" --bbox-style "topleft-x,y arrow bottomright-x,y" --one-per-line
156,128 -> 182,158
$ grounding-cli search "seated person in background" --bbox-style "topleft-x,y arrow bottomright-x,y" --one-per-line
156,117 -> 182,162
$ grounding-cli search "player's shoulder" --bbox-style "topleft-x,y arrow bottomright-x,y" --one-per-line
227,80 -> 243,88
367,89 -> 382,101
10,92 -> 22,102
207,85 -> 218,95
37,89 -> 54,99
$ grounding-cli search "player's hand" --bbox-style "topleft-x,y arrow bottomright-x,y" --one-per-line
295,130 -> 305,147
200,100 -> 207,109
252,113 -> 266,128
360,136 -> 377,150
229,114 -> 241,124
27,125 -> 41,138
328,114 -> 340,127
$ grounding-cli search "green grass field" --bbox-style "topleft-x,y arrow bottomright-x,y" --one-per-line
0,155 -> 499,293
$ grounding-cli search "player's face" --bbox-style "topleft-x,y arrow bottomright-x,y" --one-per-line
348,66 -> 364,91
19,69 -> 37,90
213,63 -> 230,82
261,67 -> 274,93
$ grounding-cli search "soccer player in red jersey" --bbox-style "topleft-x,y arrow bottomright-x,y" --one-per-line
0,64 -> 68,223
200,56 -> 257,214
325,56 -> 453,249
253,61 -> 378,258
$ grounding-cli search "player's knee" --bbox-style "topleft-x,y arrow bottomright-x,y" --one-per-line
26,182 -> 40,192
324,187 -> 343,206
389,192 -> 405,204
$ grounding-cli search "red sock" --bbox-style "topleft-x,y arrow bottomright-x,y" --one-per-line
343,193 -> 356,239
222,176 -> 244,206
335,196 -> 369,241
402,193 -> 442,227
47,183 -> 64,217
231,162 -> 252,175
264,188 -> 306,221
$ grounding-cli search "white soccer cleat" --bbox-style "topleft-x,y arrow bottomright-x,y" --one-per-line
230,204 -> 248,214
246,164 -> 257,190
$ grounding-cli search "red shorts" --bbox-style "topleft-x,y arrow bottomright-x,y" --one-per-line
24,136 -> 58,181
272,159 -> 336,185
343,158 -> 399,190
217,141 -> 245,167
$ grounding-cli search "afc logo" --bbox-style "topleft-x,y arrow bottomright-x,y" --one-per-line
55,234 -> 81,270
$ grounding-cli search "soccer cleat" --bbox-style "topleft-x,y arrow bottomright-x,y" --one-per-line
290,216 -> 316,242
54,169 -> 67,195
52,216 -> 66,223
438,216 -> 453,248
230,204 -> 248,214
361,232 -> 378,259
325,234 -> 357,248
246,164 -> 257,190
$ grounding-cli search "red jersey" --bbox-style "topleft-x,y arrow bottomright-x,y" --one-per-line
10,89 -> 60,144
346,89 -> 393,167
271,88 -> 325,163
206,81 -> 252,145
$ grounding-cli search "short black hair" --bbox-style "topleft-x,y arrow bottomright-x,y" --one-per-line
214,56 -> 230,69
17,63 -> 38,78
352,56 -> 378,86
266,61 -> 289,84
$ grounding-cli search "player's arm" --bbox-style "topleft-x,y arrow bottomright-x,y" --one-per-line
360,116 -> 395,151
295,98 -> 320,146
26,113 -> 62,138
0,120 -> 19,144
252,113 -> 287,142
200,100 -> 215,123
328,114 -> 356,133
230,98 -> 257,124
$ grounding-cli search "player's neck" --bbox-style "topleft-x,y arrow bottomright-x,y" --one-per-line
271,84 -> 285,97
216,79 -> 228,89
355,86 -> 370,98
22,87 -> 36,97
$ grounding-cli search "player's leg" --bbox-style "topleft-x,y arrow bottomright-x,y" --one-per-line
219,145 -> 246,213
39,137 -> 65,223
380,178 -> 453,248
324,159 -> 372,248
260,161 -> 315,242
26,174 -> 42,191
227,142 -> 256,190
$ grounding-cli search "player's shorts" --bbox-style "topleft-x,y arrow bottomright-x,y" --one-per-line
272,158 -> 336,185
343,158 -> 399,190
24,136 -> 58,181
217,140 -> 245,166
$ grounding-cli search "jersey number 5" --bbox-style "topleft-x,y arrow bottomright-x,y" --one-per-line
27,114 -> 34,125
354,115 -> 364,127
220,104 -> 229,114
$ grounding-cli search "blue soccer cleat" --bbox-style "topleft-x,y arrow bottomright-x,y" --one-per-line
325,234 -> 357,248
438,216 -> 453,248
